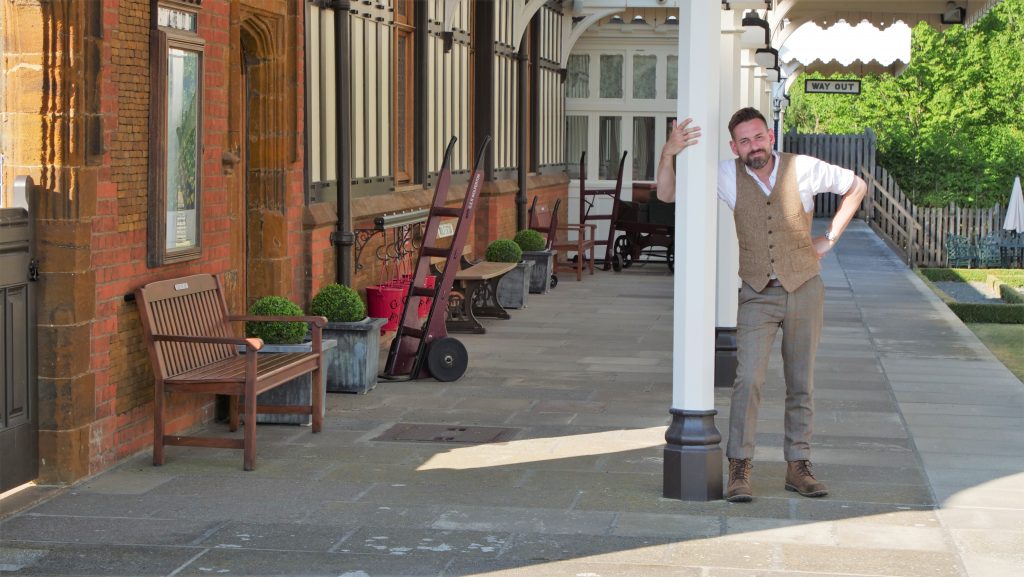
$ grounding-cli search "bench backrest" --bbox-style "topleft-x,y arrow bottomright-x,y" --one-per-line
136,274 -> 237,379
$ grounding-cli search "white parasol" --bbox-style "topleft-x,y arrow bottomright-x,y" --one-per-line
1004,175 -> 1024,234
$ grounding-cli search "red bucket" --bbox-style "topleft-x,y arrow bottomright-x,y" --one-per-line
366,284 -> 405,333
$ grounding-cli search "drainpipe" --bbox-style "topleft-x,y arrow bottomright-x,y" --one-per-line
333,0 -> 354,286
516,42 -> 528,231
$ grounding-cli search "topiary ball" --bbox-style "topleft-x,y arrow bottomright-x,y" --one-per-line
310,283 -> 367,323
513,229 -> 546,252
246,296 -> 307,344
485,239 -> 522,263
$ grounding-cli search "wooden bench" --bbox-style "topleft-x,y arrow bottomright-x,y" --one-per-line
446,260 -> 517,334
135,274 -> 326,471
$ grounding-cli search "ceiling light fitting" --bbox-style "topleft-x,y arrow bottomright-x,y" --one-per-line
754,47 -> 778,69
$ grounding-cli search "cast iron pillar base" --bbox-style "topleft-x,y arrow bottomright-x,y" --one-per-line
715,327 -> 737,388
663,409 -> 723,501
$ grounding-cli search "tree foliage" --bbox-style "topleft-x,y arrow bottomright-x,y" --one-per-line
784,0 -> 1024,207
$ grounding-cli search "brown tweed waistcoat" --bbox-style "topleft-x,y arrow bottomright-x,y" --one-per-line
733,153 -> 820,292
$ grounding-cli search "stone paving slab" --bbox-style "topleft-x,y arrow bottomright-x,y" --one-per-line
2,221 -> 1022,576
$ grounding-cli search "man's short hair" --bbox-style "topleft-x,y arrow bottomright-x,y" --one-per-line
728,107 -> 768,137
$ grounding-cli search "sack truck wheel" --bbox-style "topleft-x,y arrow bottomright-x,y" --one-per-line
612,254 -> 623,272
426,337 -> 468,382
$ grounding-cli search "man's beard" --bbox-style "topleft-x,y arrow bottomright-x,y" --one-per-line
742,148 -> 771,169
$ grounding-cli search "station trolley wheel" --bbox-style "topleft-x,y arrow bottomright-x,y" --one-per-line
426,337 -> 468,382
614,235 -> 634,269
550,274 -> 558,288
611,254 -> 623,272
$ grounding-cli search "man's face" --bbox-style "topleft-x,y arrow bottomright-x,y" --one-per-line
729,119 -> 775,170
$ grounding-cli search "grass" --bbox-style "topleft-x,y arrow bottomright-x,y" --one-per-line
966,323 -> 1024,383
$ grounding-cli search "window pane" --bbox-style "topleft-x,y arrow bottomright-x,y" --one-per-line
598,116 -> 621,179
566,54 -> 589,98
565,115 -> 588,178
632,117 -> 655,180
396,34 -> 408,176
633,54 -> 656,99
666,117 -> 676,139
667,55 -> 678,99
166,47 -> 200,252
599,54 -> 622,99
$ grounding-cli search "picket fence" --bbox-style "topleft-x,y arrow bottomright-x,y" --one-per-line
784,130 -> 1010,267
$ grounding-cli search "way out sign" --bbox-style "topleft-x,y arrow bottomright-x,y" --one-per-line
805,79 -> 861,94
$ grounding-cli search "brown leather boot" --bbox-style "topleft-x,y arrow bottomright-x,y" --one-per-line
785,460 -> 828,497
726,458 -> 753,502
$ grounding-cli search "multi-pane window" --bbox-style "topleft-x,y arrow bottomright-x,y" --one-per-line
148,1 -> 204,266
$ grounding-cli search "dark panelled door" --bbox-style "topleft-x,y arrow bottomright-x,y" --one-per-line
0,192 -> 38,492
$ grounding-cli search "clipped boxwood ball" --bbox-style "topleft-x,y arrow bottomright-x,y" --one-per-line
485,239 -> 522,263
310,283 -> 367,323
246,296 -> 307,344
513,229 -> 546,252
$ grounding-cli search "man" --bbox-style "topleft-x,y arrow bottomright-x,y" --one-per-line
656,108 -> 867,502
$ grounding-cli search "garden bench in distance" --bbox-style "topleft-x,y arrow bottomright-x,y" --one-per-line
135,274 -> 326,470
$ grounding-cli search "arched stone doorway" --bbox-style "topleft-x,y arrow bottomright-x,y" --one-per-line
238,7 -> 294,306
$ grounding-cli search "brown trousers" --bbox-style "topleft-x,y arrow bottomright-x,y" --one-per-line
727,275 -> 824,461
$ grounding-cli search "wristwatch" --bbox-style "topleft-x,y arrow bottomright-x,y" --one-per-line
825,230 -> 838,243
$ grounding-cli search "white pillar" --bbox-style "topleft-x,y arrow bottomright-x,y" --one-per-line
715,10 -> 740,389
663,0 -> 723,502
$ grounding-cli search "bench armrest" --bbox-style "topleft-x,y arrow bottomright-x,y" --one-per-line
151,334 -> 265,351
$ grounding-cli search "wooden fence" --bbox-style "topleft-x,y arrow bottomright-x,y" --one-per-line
785,131 -> 1009,267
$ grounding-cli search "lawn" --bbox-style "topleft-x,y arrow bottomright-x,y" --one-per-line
966,323 -> 1024,383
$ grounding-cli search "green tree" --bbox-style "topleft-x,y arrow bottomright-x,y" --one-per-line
785,0 -> 1024,207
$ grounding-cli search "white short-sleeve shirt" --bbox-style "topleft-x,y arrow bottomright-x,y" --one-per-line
717,152 -> 856,213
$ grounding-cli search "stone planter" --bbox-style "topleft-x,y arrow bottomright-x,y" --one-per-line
322,317 -> 388,394
521,249 -> 554,294
246,339 -> 337,425
496,260 -> 534,309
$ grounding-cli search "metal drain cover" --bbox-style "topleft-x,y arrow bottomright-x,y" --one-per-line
374,423 -> 519,444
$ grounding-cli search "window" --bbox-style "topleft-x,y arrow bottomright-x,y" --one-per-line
565,115 -> 588,178
393,1 -> 415,184
566,54 -> 589,98
598,116 -> 621,179
667,55 -> 678,99
148,1 -> 204,266
633,54 -> 656,99
599,54 -> 623,99
632,117 -> 655,180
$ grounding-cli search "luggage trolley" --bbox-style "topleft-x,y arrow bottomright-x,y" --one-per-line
609,194 -> 675,272
381,136 -> 490,382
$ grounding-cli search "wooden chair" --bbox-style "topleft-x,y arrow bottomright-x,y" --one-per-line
528,195 -> 561,250
135,274 -> 326,470
579,149 -> 628,270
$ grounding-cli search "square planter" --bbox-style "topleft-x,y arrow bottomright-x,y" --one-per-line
521,249 -> 554,294
246,339 -> 337,425
322,317 -> 388,394
496,260 -> 534,309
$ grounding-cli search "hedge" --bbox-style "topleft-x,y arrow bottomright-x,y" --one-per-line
914,269 -> 1024,324
919,268 -> 1024,286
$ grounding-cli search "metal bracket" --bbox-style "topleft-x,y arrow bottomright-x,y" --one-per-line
28,258 -> 39,282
